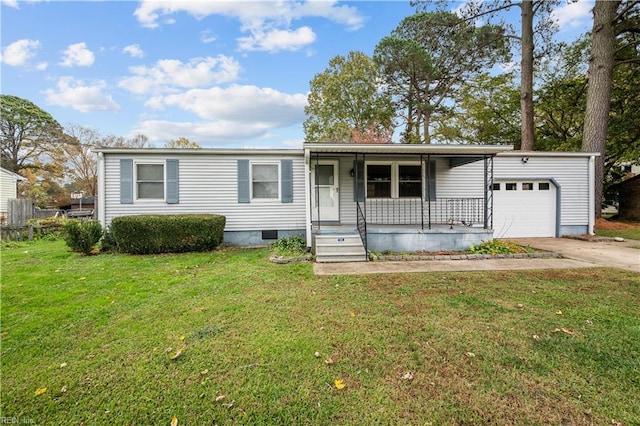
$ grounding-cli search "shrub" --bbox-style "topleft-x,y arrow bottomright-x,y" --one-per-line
270,235 -> 306,257
99,227 -> 117,253
469,239 -> 532,255
27,216 -> 66,240
63,220 -> 103,255
110,214 -> 226,254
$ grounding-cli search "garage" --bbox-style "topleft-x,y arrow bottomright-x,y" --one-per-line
492,180 -> 557,238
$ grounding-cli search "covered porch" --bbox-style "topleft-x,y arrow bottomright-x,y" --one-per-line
303,143 -> 513,261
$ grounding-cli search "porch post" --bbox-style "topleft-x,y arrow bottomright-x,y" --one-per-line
420,154 -> 424,230
427,154 -> 432,229
315,151 -> 320,230
483,155 -> 494,230
304,148 -> 312,248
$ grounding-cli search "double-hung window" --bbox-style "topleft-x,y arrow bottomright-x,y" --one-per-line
252,163 -> 279,200
137,163 -> 164,199
366,162 -> 425,199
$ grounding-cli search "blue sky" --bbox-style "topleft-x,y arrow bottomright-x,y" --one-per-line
1,0 -> 593,148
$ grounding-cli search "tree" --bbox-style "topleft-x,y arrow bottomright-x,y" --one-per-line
413,0 -> 559,150
304,51 -> 395,143
1,95 -> 64,173
63,124 -> 102,196
582,0 -> 640,216
437,73 -> 521,146
164,137 -> 201,149
374,11 -> 509,143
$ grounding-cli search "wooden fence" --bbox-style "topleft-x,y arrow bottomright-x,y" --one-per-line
1,199 -> 65,242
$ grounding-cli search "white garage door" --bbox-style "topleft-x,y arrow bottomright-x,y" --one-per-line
492,180 -> 556,238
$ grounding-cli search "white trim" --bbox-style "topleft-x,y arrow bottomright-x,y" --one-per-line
98,152 -> 106,225
588,155 -> 595,235
304,149 -> 311,247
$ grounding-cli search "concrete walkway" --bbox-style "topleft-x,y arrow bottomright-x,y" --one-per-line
313,237 -> 640,276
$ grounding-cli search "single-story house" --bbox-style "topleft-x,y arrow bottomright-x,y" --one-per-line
94,143 -> 598,262
1,166 -> 25,221
614,174 -> 640,221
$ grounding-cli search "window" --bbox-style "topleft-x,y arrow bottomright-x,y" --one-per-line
252,163 -> 279,199
137,163 -> 164,199
367,164 -> 392,198
539,182 -> 550,190
492,183 -> 501,191
398,165 -> 422,197
522,182 -> 534,191
506,183 -> 517,191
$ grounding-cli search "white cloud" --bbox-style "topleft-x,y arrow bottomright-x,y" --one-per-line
145,84 -> 307,126
118,55 -> 241,95
134,84 -> 307,144
238,26 -> 316,53
1,39 -> 40,67
35,62 -> 48,71
123,44 -> 144,58
60,42 -> 95,67
44,77 -> 120,112
200,30 -> 217,44
551,0 -> 593,30
133,0 -> 364,52
0,0 -> 19,8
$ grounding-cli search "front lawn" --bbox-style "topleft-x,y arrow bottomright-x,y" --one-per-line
595,218 -> 640,241
2,241 -> 639,425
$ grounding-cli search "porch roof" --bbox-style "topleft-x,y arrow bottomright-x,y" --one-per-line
303,143 -> 513,156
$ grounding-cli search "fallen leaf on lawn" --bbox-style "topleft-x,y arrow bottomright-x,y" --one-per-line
222,401 -> 234,409
34,387 -> 47,396
171,416 -> 178,426
170,348 -> 183,360
532,334 -> 541,341
215,395 -> 225,402
179,335 -> 185,341
517,303 -> 524,309
552,328 -> 575,335
350,311 -> 355,317
78,277 -> 87,281
61,386 -> 67,393
334,379 -> 345,390
556,310 -> 563,315
314,351 -> 321,358
402,371 -> 414,380
60,362 -> 67,368
324,357 -> 334,365
465,352 -> 475,358
200,369 -> 208,375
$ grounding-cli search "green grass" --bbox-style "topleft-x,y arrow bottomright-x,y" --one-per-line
2,240 -> 639,425
595,226 -> 640,241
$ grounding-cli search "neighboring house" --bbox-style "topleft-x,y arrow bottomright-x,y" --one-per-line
614,174 -> 640,221
0,167 -> 24,221
94,144 -> 598,262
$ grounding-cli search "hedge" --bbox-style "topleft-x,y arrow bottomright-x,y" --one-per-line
109,214 -> 226,254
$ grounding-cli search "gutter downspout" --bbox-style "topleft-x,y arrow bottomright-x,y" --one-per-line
97,152 -> 106,226
588,155 -> 596,235
304,148 -> 312,249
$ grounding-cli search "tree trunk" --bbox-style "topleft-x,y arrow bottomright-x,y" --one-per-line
582,0 -> 619,218
520,0 -> 535,151
423,109 -> 431,144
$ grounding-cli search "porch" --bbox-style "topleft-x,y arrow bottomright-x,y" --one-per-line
305,143 -> 513,262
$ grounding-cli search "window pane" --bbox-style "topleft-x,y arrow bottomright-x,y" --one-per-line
492,183 -> 500,190
138,182 -> 164,199
399,165 -> 421,197
368,182 -> 391,198
316,165 -> 334,185
539,182 -> 550,190
253,182 -> 278,198
253,164 -> 278,181
138,164 -> 163,181
367,164 -> 391,198
506,183 -> 517,191
522,182 -> 533,190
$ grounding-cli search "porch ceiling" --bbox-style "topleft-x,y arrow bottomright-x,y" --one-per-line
303,143 -> 513,156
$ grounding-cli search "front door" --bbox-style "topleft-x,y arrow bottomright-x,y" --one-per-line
312,160 -> 340,221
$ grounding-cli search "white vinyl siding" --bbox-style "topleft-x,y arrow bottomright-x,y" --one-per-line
103,154 -> 305,231
0,168 -> 19,215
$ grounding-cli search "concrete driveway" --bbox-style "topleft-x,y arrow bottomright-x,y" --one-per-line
507,237 -> 640,273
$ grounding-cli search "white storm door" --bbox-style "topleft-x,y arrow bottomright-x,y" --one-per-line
312,160 -> 340,221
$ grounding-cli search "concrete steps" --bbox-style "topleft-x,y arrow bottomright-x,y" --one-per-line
315,234 -> 367,263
